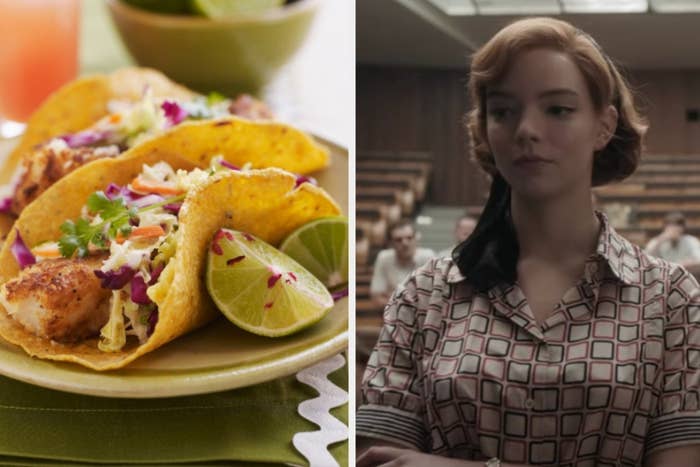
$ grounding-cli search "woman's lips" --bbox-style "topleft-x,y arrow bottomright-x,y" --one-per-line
514,155 -> 552,166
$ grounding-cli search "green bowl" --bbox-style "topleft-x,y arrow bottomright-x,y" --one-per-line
106,0 -> 319,95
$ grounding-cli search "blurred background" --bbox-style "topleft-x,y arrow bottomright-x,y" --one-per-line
355,0 -> 700,361
4,0 -> 352,147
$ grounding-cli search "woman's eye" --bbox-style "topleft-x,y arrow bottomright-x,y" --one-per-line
547,105 -> 575,117
488,107 -> 514,120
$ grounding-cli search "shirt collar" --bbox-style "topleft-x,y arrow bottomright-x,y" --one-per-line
593,210 -> 641,285
445,210 -> 640,286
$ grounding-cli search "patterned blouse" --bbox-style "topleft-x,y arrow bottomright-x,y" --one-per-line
357,213 -> 700,466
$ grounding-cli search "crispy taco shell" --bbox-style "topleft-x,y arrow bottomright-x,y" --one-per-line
126,117 -> 329,175
0,150 -> 340,370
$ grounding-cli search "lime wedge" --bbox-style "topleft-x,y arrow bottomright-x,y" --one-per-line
279,216 -> 348,290
190,0 -> 285,17
206,229 -> 333,337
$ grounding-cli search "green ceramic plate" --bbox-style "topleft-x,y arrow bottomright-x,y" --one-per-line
0,136 -> 348,398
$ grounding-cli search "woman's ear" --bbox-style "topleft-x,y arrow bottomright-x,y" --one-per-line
595,104 -> 619,151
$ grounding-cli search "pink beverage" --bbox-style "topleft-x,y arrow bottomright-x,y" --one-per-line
0,0 -> 79,122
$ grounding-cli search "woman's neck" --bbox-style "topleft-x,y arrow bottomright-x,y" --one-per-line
511,192 -> 600,265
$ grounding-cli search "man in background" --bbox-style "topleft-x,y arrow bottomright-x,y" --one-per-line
645,211 -> 700,274
438,214 -> 477,258
370,219 -> 434,309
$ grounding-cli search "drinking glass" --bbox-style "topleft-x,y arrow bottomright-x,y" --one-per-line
0,0 -> 80,138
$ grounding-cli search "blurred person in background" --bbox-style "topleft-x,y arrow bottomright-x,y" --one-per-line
357,16 -> 700,467
438,215 -> 477,257
369,219 -> 434,310
645,211 -> 700,273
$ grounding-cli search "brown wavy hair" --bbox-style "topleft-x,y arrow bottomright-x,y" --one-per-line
466,17 -> 648,186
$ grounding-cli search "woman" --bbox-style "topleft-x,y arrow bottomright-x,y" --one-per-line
357,17 -> 700,467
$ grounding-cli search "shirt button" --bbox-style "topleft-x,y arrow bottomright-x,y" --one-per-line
525,398 -> 535,409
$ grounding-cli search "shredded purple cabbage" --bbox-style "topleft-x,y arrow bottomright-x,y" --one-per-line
11,229 -> 35,269
295,175 -> 318,189
162,101 -> 188,126
0,197 -> 12,213
60,130 -> 108,148
104,183 -> 122,200
331,288 -> 348,302
149,263 -> 165,285
219,160 -> 241,171
94,265 -> 136,289
104,183 -> 135,201
130,274 -> 152,305
163,203 -> 182,215
105,183 -> 169,209
104,183 -> 141,204
147,308 -> 159,336
211,229 -> 234,255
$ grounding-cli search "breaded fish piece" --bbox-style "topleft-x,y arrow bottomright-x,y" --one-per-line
11,142 -> 119,215
0,255 -> 111,342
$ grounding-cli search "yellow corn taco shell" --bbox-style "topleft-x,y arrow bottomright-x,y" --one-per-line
125,117 -> 329,176
0,151 -> 340,370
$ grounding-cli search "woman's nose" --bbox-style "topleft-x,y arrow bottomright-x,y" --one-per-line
514,107 -> 541,143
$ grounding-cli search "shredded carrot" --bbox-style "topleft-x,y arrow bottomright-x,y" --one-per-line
131,176 -> 183,196
130,225 -> 165,239
115,232 -> 127,244
109,113 -> 122,124
114,225 -> 165,244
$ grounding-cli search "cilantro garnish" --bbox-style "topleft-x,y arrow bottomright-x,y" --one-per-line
58,191 -> 185,258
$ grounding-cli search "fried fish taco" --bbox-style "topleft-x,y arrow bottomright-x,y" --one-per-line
0,67 -> 326,223
0,150 -> 340,371
0,68 -> 194,187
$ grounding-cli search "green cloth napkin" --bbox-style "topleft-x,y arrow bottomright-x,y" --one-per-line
0,363 -> 347,467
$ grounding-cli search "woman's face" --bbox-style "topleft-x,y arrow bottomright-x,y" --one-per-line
485,48 -> 616,201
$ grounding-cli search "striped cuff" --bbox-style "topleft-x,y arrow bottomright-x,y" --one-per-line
646,414 -> 700,455
356,404 -> 428,451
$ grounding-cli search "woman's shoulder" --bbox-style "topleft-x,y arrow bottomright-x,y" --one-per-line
618,233 -> 699,294
625,235 -> 686,274
411,255 -> 457,281
400,256 -> 470,297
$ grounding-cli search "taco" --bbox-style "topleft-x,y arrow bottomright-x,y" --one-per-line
0,68 -> 193,186
0,150 -> 340,371
0,67 -> 324,221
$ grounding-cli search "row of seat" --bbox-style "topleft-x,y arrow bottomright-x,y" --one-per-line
356,151 -> 432,252
596,154 -> 700,244
356,150 -> 433,323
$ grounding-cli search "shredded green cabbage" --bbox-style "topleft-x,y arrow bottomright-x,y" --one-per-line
153,230 -> 178,268
123,294 -> 149,343
98,290 -> 127,352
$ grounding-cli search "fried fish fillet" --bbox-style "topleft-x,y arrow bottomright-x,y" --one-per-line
0,255 -> 110,342
10,142 -> 120,215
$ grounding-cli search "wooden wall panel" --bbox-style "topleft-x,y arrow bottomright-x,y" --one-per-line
357,66 -> 489,206
358,66 -> 700,206
630,70 -> 700,155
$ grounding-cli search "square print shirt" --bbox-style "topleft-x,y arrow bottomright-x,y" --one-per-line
357,213 -> 700,466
